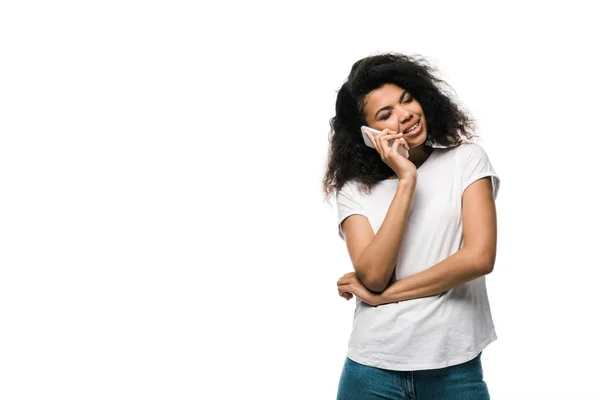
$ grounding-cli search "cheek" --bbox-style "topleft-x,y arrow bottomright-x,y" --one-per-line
372,122 -> 397,131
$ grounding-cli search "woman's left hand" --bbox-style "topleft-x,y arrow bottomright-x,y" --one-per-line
337,272 -> 381,306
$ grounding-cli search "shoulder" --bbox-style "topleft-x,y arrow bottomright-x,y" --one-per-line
337,180 -> 358,196
444,140 -> 491,163
336,180 -> 361,203
453,140 -> 486,155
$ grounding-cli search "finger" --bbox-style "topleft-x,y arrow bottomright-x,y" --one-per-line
377,128 -> 396,149
338,284 -> 350,294
383,131 -> 402,156
398,134 -> 410,151
378,129 -> 392,156
385,134 -> 403,146
369,131 -> 381,154
339,283 -> 357,294
391,135 -> 401,152
394,135 -> 410,152
391,135 -> 405,153
337,276 -> 349,286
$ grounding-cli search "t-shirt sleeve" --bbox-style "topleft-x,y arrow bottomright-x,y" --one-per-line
461,143 -> 500,199
336,183 -> 368,241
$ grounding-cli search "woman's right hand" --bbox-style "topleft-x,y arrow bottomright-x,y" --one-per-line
364,129 -> 418,180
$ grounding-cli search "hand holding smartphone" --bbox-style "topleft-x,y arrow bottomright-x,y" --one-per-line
361,126 -> 410,159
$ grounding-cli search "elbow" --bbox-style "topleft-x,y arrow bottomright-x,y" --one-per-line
363,278 -> 387,293
480,263 -> 494,275
472,247 -> 495,275
359,275 -> 386,293
479,255 -> 495,275
355,269 -> 387,293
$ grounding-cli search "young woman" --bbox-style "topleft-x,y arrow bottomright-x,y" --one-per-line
322,53 -> 500,399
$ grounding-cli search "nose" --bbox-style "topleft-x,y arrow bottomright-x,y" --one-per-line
397,108 -> 413,127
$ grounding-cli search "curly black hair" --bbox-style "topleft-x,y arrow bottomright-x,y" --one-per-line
322,52 -> 479,201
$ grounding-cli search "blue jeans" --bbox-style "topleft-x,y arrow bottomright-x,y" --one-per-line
336,352 -> 490,400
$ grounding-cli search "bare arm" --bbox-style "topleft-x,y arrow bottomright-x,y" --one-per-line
374,247 -> 490,305
373,176 -> 498,304
341,177 -> 417,292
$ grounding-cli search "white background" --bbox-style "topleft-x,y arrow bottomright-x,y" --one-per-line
1,1 -> 598,399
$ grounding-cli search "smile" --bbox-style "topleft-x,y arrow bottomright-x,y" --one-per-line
402,119 -> 421,136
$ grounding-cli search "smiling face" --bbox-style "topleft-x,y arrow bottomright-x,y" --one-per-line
363,83 -> 428,148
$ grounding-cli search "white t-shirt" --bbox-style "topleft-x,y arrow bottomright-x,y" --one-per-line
336,142 -> 500,371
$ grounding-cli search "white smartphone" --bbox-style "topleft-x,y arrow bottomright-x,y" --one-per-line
361,126 -> 409,159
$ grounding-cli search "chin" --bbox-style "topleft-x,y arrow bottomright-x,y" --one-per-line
409,135 -> 427,149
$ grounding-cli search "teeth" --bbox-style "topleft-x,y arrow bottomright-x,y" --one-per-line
404,120 -> 419,134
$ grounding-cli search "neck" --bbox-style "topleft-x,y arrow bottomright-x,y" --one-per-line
386,145 -> 434,179
410,145 -> 434,165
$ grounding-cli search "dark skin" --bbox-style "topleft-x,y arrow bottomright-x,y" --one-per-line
363,83 -> 434,177
336,83 -> 436,301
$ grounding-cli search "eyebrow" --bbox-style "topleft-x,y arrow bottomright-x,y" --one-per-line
374,90 -> 409,119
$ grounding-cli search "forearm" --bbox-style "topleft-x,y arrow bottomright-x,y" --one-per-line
357,178 -> 416,292
376,247 -> 491,305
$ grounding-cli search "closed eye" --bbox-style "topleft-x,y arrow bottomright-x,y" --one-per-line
381,96 -> 413,120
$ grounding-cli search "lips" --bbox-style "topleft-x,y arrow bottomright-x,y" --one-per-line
401,118 -> 421,135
